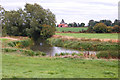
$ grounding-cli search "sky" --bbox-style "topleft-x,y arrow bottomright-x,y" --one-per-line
0,0 -> 120,25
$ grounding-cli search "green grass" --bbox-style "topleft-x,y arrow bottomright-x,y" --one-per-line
2,53 -> 118,78
48,38 -> 119,51
56,33 -> 118,39
0,38 -> 9,41
56,27 -> 88,32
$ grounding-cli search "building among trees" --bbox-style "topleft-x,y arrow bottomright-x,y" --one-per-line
58,19 -> 68,27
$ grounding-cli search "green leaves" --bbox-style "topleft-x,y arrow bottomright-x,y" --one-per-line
2,3 -> 56,41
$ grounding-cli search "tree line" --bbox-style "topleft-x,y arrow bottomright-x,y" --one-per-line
58,19 -> 120,27
57,19 -> 120,33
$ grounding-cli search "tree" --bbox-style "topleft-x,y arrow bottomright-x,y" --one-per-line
88,20 -> 96,27
0,5 -> 5,36
93,23 -> 108,33
24,3 -> 56,40
68,23 -> 72,27
112,19 -> 120,26
60,19 -> 65,24
2,3 -> 56,41
73,22 -> 77,27
80,23 -> 85,27
112,25 -> 120,33
100,20 -> 112,26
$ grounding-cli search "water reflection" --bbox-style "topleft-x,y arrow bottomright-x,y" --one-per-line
31,41 -> 96,56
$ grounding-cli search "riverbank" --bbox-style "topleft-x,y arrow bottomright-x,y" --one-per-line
1,36 -> 119,78
48,37 -> 119,59
1,36 -> 119,59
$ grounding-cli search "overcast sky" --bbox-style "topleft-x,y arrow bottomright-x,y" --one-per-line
0,0 -> 120,25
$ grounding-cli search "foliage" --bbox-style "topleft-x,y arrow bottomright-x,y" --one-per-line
80,23 -> 85,27
7,39 -> 32,48
2,3 -> 56,40
48,38 -> 119,51
3,48 -> 17,52
112,19 -> 120,26
72,53 -> 77,56
112,25 -> 120,33
87,19 -> 120,33
93,23 -> 108,33
3,48 -> 46,56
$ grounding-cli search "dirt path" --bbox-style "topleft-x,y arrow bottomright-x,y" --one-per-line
52,35 -> 119,43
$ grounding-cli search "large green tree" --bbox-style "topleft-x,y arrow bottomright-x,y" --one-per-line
2,3 -> 56,40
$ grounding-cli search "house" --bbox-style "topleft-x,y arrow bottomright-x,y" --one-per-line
58,19 -> 68,27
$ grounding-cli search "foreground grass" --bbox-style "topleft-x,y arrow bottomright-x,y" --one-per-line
56,33 -> 118,39
2,53 -> 118,78
56,27 -> 88,32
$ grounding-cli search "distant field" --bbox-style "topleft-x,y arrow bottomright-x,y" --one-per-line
56,33 -> 118,39
56,27 -> 88,32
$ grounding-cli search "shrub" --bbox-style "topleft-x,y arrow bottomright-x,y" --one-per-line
3,48 -> 46,56
41,52 -> 46,56
8,42 -> 16,47
23,50 -> 35,56
65,53 -> 69,55
93,23 -> 108,33
60,53 -> 65,56
55,53 -> 58,56
72,53 -> 77,56
35,51 -> 43,56
106,26 -> 112,33
7,39 -> 33,48
112,25 -> 120,33
76,53 -> 84,56
3,48 -> 17,52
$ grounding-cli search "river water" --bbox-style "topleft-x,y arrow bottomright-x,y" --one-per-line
31,41 -> 97,56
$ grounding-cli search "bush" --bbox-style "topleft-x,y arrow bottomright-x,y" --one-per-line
72,53 -> 77,56
93,23 -> 108,33
60,53 -> 65,56
8,39 -> 32,48
8,42 -> 16,47
106,26 -> 112,33
3,48 -> 17,52
23,50 -> 46,56
112,25 -> 120,33
23,50 -> 35,56
3,48 -> 46,56
96,51 -> 119,59
55,53 -> 58,56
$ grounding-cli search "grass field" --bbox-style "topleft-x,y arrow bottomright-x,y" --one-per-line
56,27 -> 88,32
2,53 -> 118,78
56,33 -> 118,39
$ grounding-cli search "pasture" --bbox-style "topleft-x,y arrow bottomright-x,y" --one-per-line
2,53 -> 118,78
56,33 -> 118,39
56,27 -> 88,32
